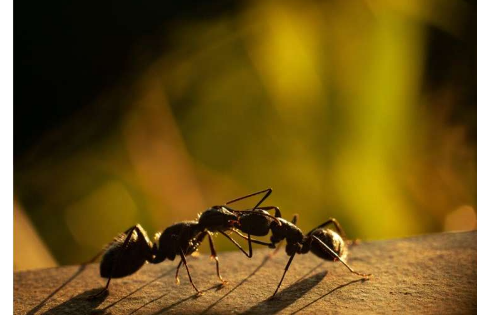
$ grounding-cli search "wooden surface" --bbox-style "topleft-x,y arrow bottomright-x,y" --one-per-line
14,231 -> 477,315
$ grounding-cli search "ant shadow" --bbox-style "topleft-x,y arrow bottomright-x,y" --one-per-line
201,255 -> 325,315
200,253 -> 274,314
28,266 -> 175,315
241,270 -> 328,315
289,278 -> 368,315
94,267 -> 175,313
126,293 -> 168,315
42,288 -> 109,315
26,264 -> 88,315
150,283 -> 225,315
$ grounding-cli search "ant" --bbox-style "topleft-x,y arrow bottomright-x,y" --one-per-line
94,189 -> 280,297
236,208 -> 372,297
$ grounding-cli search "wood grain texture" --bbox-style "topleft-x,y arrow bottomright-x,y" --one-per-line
14,231 -> 477,315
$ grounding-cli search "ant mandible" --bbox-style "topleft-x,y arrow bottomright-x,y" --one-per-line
94,189 -> 280,296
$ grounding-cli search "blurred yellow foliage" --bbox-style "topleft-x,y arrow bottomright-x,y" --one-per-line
14,0 -> 476,269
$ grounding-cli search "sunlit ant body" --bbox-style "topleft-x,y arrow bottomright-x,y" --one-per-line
267,215 -> 371,297
230,194 -> 372,297
95,189 -> 279,296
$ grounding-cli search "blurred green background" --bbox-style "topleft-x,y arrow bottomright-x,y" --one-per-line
14,0 -> 477,270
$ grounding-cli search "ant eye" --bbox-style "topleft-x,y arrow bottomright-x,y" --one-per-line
227,219 -> 239,227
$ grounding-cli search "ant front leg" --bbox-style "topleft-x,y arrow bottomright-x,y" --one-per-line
311,235 -> 371,278
219,230 -> 253,258
220,228 -> 277,257
232,229 -> 275,247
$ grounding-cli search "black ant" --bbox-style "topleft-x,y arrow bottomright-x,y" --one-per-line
235,208 -> 372,297
94,189 -> 280,297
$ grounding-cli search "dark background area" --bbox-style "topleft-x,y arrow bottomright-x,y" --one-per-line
14,1 -> 477,269
14,1 -> 477,161
14,1 -> 240,160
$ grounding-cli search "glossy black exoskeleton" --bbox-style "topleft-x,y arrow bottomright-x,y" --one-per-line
241,211 -> 372,297
95,189 -> 280,297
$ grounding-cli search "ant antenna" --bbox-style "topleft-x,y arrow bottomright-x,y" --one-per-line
228,208 -> 281,225
225,188 -> 272,210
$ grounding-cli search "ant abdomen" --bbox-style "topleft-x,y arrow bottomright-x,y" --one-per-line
100,226 -> 153,278
309,229 -> 347,261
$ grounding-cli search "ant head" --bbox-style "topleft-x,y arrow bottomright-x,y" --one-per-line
198,206 -> 239,231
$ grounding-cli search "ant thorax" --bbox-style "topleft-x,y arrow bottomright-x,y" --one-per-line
272,218 -> 304,243
238,211 -> 274,236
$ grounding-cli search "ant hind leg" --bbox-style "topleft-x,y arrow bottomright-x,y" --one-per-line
271,252 -> 297,298
311,218 -> 346,239
179,248 -> 202,295
311,235 -> 371,278
87,224 -> 143,264
207,232 -> 227,284
175,260 -> 183,284
89,225 -> 140,298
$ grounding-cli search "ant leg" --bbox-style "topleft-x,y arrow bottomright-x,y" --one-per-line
232,229 -> 275,247
207,232 -> 227,284
175,260 -> 183,284
248,233 -> 253,257
225,188 -> 272,210
86,223 -> 148,264
218,231 -> 252,258
311,218 -> 346,239
291,214 -> 298,224
268,241 -> 283,258
90,225 -> 140,298
178,248 -> 202,295
84,249 -> 105,265
272,252 -> 296,297
311,235 -> 371,278
220,229 -> 277,258
257,206 -> 282,218
227,207 -> 282,225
